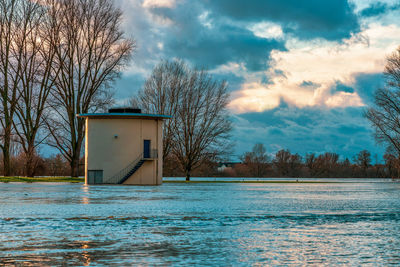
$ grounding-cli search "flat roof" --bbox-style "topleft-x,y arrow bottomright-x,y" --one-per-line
77,113 -> 171,120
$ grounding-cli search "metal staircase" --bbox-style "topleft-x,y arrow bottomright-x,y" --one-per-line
117,159 -> 145,184
103,149 -> 158,184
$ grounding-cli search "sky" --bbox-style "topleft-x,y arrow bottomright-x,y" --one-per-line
113,0 -> 400,162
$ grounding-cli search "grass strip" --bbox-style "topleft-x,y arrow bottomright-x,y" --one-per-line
163,180 -> 338,184
0,177 -> 84,183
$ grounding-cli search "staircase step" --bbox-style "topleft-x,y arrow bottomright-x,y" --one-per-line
118,160 -> 146,184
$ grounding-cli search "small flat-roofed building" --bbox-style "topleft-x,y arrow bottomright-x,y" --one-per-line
77,108 -> 170,185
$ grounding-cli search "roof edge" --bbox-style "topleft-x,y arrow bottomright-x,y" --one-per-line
76,113 -> 171,119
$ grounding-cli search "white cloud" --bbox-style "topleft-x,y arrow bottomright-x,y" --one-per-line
142,0 -> 176,8
199,11 -> 213,29
248,21 -> 284,40
229,23 -> 400,113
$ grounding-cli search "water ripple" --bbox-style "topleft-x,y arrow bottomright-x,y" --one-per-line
1,181 -> 400,265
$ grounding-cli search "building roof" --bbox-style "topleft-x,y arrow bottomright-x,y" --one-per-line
77,112 -> 171,120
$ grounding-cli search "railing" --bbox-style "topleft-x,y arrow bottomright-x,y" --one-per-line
103,153 -> 144,184
103,149 -> 158,184
144,149 -> 158,159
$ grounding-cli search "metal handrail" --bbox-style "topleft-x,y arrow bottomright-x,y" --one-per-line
144,149 -> 158,159
103,149 -> 159,184
104,153 -> 144,184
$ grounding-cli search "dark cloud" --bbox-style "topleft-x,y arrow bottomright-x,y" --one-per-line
232,106 -> 384,160
269,128 -> 285,136
165,24 -> 286,71
113,73 -> 146,100
300,80 -> 320,89
261,74 -> 274,85
148,5 -> 286,71
273,69 -> 287,78
205,0 -> 360,40
330,81 -> 354,93
352,72 -> 385,105
211,72 -> 245,92
360,2 -> 400,17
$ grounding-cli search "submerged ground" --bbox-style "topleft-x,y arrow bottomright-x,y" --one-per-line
1,180 -> 400,265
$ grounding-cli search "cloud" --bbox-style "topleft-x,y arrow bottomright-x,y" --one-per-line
112,0 -> 399,161
209,72 -> 245,93
247,21 -> 284,40
206,0 -> 360,41
165,24 -> 286,71
360,2 -> 400,17
352,72 -> 385,105
229,24 -> 400,113
142,0 -> 176,8
300,81 -> 320,89
118,0 -> 399,107
113,73 -> 146,100
145,4 -> 287,71
331,81 -> 354,93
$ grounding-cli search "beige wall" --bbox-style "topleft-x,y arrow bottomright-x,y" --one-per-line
85,118 -> 163,185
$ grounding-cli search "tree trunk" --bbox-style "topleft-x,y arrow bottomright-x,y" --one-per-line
185,168 -> 191,181
70,156 -> 80,177
2,145 -> 10,177
69,138 -> 84,177
25,145 -> 36,177
2,129 -> 11,176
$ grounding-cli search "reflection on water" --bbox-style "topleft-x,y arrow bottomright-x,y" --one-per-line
81,185 -> 90,205
1,181 -> 400,265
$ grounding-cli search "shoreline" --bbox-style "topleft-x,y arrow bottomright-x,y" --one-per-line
0,177 -> 395,184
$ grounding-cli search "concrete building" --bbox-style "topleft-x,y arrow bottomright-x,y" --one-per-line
77,108 -> 170,185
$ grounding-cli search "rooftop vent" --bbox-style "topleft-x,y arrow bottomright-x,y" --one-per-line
108,107 -> 141,114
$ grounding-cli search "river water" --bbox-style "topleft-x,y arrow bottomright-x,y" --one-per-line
1,180 -> 400,265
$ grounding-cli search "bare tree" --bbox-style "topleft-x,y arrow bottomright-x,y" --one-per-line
365,46 -> 400,161
305,153 -> 317,176
288,153 -> 302,177
384,152 -> 400,178
314,152 -> 339,177
273,149 -> 302,177
135,60 -> 186,161
45,0 -> 134,177
353,150 -> 371,176
0,0 -> 27,176
273,149 -> 291,176
240,143 -> 269,177
137,60 -> 232,181
11,0 -> 60,177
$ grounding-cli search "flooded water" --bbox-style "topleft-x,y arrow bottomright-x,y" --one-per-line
1,180 -> 400,265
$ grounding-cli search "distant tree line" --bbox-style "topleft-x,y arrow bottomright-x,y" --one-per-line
164,144 -> 396,179
1,143 -> 396,178
0,152 -> 76,177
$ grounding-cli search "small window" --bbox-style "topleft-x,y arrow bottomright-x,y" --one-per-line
88,170 -> 103,184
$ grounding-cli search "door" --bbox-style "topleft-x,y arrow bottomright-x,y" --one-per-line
88,170 -> 103,184
144,140 -> 151,158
